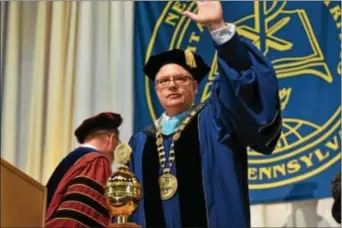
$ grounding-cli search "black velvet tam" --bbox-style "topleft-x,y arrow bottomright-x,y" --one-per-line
74,112 -> 122,144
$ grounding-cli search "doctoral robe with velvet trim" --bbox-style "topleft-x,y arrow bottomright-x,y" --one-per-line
45,147 -> 112,228
129,33 -> 282,228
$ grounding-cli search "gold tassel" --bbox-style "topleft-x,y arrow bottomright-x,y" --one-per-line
184,49 -> 197,69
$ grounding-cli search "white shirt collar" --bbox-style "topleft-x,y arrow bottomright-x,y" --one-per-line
163,112 -> 172,121
80,143 -> 99,151
163,105 -> 193,121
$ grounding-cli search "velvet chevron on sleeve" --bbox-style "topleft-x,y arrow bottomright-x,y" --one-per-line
46,150 -> 112,228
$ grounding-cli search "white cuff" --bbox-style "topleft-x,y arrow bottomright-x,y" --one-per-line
210,23 -> 236,46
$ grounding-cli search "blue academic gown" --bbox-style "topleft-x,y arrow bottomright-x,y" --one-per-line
129,33 -> 282,228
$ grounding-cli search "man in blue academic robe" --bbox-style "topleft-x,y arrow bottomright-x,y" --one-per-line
128,2 -> 282,228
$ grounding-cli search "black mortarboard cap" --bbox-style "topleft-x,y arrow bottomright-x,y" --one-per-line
143,49 -> 210,82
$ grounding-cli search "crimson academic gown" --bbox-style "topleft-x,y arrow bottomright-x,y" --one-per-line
45,146 -> 112,228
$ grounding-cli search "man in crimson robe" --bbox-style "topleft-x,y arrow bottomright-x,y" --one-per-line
45,112 -> 122,228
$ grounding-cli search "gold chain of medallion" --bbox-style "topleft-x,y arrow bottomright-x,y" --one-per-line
156,104 -> 203,200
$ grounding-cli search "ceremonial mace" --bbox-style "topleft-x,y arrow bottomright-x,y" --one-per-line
105,144 -> 141,228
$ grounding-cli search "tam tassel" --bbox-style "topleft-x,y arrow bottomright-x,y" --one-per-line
184,49 -> 197,69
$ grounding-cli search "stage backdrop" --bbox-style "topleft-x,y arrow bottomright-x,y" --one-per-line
133,1 -> 341,204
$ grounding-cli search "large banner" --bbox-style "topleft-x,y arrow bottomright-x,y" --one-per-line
133,1 -> 341,204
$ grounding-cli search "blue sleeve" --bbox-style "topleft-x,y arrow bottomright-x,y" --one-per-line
128,131 -> 146,177
127,134 -> 139,223
127,132 -> 146,225
128,135 -> 136,172
210,33 -> 282,154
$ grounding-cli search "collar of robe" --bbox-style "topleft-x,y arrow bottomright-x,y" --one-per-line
161,106 -> 191,135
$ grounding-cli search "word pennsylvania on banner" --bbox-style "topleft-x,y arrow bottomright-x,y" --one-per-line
133,1 -> 341,204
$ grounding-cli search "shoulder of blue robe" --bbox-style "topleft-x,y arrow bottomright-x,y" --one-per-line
128,124 -> 154,173
127,130 -> 150,225
46,147 -> 99,208
210,32 -> 282,154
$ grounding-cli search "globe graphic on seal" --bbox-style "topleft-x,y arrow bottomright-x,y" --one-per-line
248,118 -> 320,156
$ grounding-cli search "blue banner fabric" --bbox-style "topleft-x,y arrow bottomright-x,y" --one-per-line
133,1 -> 341,204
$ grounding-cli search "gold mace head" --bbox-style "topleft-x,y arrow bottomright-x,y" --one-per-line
104,165 -> 141,217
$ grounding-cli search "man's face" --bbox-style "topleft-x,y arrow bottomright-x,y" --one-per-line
155,64 -> 197,115
103,133 -> 120,164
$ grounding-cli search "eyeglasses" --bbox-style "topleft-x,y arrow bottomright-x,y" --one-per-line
155,75 -> 193,88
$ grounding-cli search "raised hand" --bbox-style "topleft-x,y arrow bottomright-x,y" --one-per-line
182,1 -> 225,31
